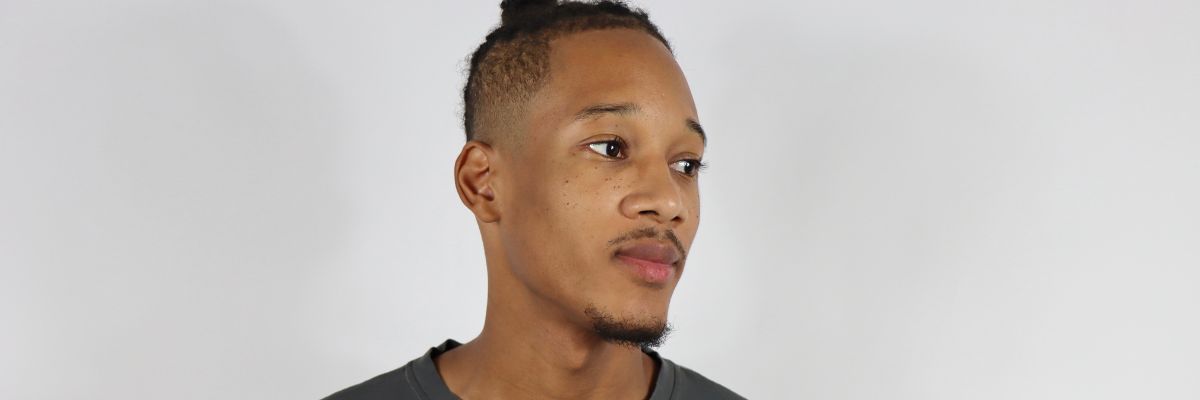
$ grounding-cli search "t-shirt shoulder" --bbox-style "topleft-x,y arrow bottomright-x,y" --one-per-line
324,340 -> 744,400
670,362 -> 747,400
321,361 -> 422,400
323,340 -> 460,400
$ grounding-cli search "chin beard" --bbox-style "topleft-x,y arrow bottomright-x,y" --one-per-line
584,305 -> 673,349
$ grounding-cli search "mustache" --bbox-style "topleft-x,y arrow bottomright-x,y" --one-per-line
607,227 -> 687,261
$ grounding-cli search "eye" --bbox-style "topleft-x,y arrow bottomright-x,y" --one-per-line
671,159 -> 706,177
586,139 -> 626,159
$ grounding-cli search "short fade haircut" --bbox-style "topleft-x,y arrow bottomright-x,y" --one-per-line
462,0 -> 672,144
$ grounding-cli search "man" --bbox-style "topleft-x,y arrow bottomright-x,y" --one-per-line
325,1 -> 742,398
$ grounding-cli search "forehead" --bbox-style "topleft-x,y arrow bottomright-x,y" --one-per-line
531,28 -> 697,126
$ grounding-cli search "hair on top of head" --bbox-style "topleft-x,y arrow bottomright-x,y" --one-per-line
463,0 -> 672,144
499,0 -> 556,25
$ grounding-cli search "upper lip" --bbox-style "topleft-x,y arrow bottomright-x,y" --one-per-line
615,240 -> 682,265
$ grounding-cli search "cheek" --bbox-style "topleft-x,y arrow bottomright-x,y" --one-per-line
550,167 -> 633,254
690,188 -> 701,222
559,162 -> 620,203
517,165 -> 617,256
509,160 -> 631,261
510,171 -> 617,294
676,186 -> 703,247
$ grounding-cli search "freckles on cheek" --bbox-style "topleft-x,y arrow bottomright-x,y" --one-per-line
556,163 -> 630,214
610,176 -> 627,192
558,173 -> 584,211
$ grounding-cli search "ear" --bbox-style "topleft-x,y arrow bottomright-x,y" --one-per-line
454,140 -> 501,223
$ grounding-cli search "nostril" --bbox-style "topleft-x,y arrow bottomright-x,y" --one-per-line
639,210 -> 658,216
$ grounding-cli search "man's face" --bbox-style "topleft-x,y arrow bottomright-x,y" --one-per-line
494,29 -> 704,341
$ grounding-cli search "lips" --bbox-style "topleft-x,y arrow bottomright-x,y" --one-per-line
615,241 -> 681,265
614,240 -> 681,285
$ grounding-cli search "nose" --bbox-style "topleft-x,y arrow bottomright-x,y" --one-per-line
619,162 -> 687,226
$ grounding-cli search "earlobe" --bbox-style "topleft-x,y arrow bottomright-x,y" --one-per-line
454,141 -> 501,223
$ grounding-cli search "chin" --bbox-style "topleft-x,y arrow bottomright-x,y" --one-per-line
584,304 -> 673,349
599,286 -> 673,319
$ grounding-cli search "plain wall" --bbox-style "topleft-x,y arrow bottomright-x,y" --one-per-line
2,0 -> 1198,398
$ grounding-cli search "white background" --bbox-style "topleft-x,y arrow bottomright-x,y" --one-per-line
3,0 -> 1199,398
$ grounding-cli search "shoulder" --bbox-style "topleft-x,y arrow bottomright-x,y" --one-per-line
321,362 -> 422,400
666,360 -> 746,400
324,339 -> 462,400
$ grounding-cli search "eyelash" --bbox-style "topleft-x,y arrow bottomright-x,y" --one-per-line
585,138 -> 707,177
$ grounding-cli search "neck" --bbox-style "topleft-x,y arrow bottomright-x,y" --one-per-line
434,243 -> 659,399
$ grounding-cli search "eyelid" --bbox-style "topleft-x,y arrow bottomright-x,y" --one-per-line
583,135 -> 628,159
670,158 -> 707,178
580,135 -> 706,176
597,133 -> 625,142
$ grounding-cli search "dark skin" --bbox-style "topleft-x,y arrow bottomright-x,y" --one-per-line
441,28 -> 704,400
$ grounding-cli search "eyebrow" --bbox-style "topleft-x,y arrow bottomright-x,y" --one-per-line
573,102 -> 640,121
572,102 -> 707,145
686,118 -> 707,145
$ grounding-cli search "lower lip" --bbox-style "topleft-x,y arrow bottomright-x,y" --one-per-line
616,255 -> 675,284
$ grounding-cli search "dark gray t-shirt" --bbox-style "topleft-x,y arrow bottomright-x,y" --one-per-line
324,339 -> 744,400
